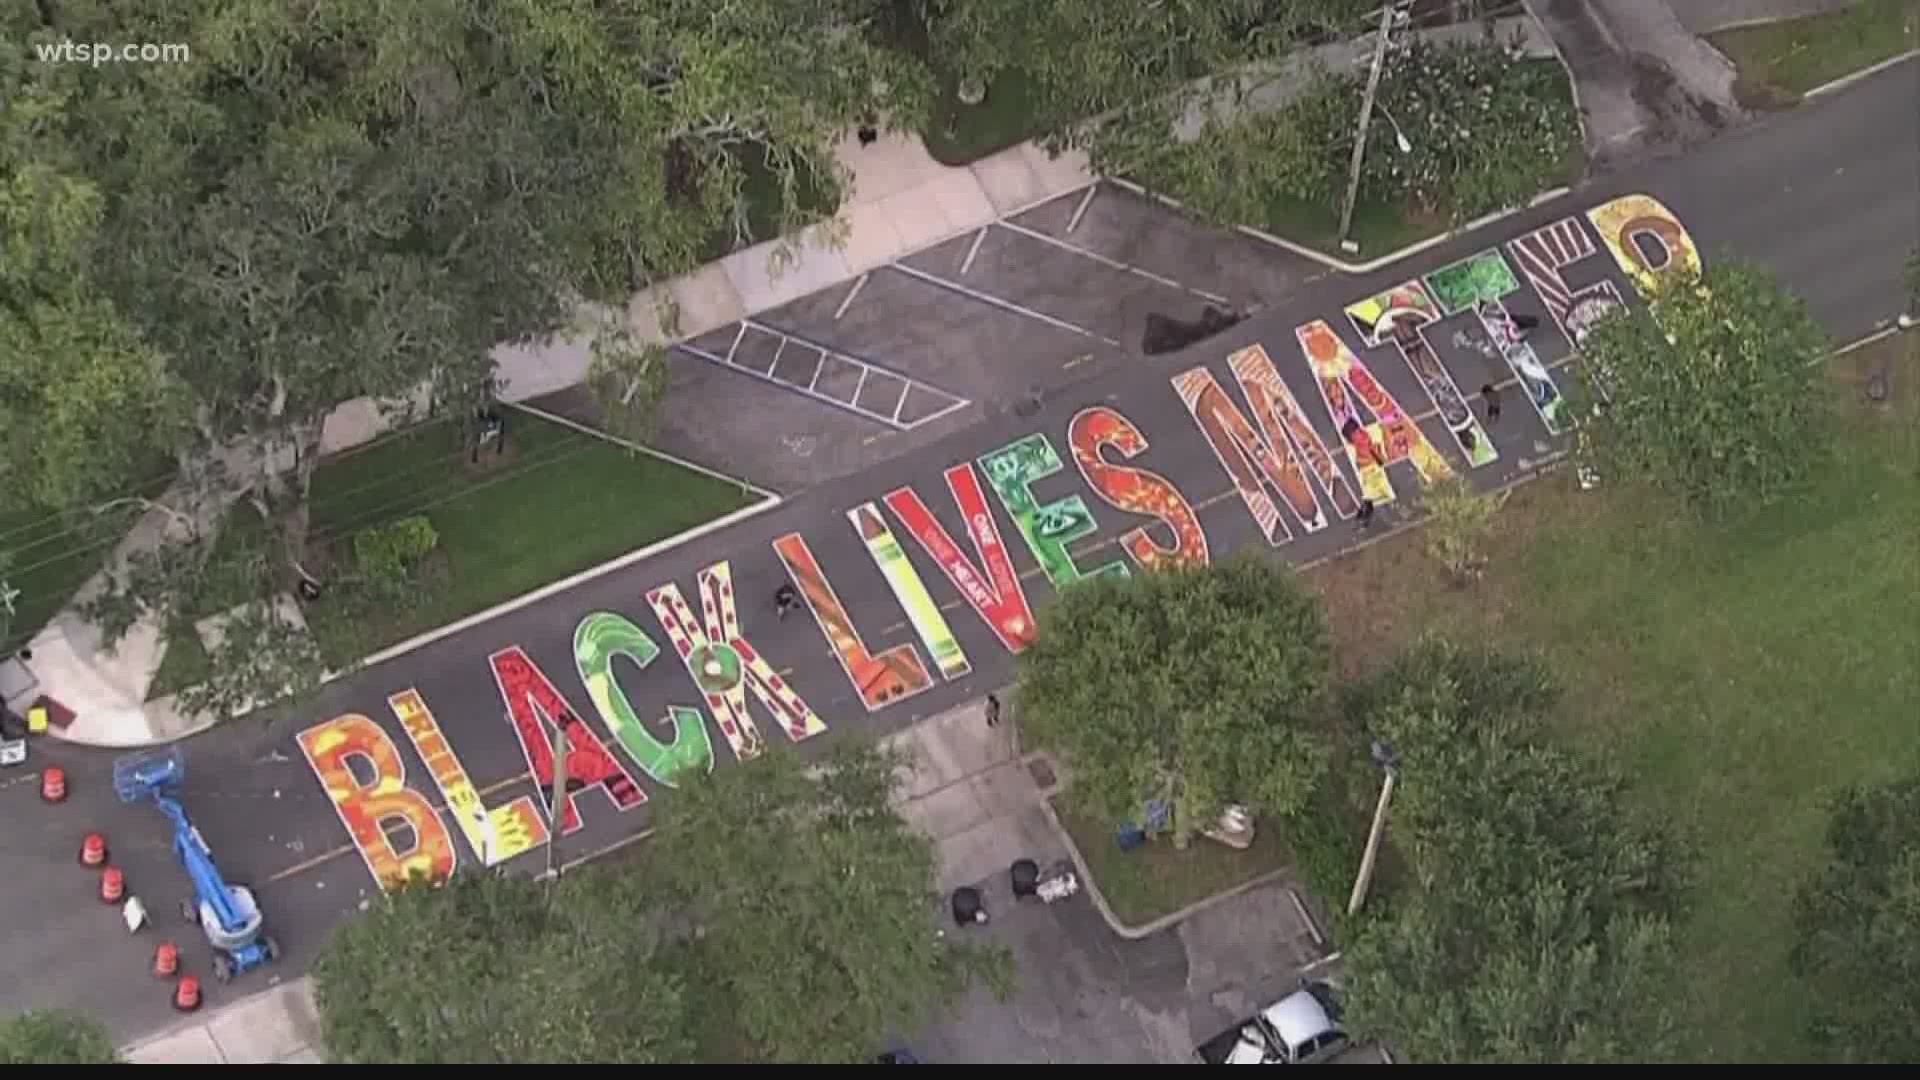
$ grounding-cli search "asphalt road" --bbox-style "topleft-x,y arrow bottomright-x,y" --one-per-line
4,58 -> 1914,1048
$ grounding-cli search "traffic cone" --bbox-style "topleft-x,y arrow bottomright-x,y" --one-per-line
99,865 -> 125,904
171,975 -> 202,1013
153,941 -> 179,979
79,832 -> 108,867
41,766 -> 67,803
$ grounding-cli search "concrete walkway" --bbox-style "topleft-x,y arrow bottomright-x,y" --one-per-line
1525,0 -> 1751,170
123,694 -> 1038,1063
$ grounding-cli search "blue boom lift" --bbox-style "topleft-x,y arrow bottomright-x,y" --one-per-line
114,749 -> 281,982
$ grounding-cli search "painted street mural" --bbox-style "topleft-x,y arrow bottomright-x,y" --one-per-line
299,192 -> 1704,893
1296,318 -> 1454,505
573,611 -> 715,788
773,531 -> 935,711
646,561 -> 827,763
391,688 -> 549,866
1586,194 -> 1700,295
1345,281 -> 1499,469
850,503 -> 972,681
1424,249 -> 1571,435
883,466 -> 1040,655
297,713 -> 458,890
980,435 -> 1131,587
1173,358 -> 1330,544
490,646 -> 647,832
1068,405 -> 1210,570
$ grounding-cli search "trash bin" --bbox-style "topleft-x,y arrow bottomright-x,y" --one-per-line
950,886 -> 986,926
1009,858 -> 1039,899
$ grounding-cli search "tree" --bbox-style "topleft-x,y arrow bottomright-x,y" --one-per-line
1421,472 -> 1500,584
0,1009 -> 120,1064
1338,637 -> 1688,1063
310,867 -> 691,1064
1788,774 -> 1920,1063
1016,553 -> 1333,846
3,0 -> 928,711
647,738 -> 1015,1063
1571,259 -> 1832,515
922,0 -> 1360,166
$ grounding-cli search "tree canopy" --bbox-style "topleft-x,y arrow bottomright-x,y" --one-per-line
1016,554 -> 1333,845
311,737 -> 1010,1064
1788,774 -> 1920,1063
647,738 -> 1014,1063
2,0 -> 927,708
310,866 -> 690,1064
1572,259 -> 1832,514
1338,637 -> 1688,1063
0,1009 -> 120,1065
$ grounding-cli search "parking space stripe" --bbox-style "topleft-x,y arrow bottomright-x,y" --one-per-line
887,262 -> 1122,347
1065,185 -> 1099,234
959,227 -> 989,276
833,273 -> 868,320
996,218 -> 1234,306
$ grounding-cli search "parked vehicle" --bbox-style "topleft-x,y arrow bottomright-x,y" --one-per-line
1195,981 -> 1353,1065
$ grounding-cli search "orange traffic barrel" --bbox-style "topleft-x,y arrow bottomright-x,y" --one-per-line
153,941 -> 180,979
79,832 -> 108,867
98,865 -> 125,904
172,975 -> 202,1012
41,766 -> 67,803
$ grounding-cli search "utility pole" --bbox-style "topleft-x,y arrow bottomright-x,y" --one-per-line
544,718 -> 571,894
1347,739 -> 1400,917
1338,3 -> 1402,252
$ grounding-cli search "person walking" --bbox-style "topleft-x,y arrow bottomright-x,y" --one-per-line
985,693 -> 1001,729
1480,383 -> 1502,425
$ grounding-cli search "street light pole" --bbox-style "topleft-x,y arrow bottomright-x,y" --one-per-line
1338,3 -> 1402,252
1347,739 -> 1400,917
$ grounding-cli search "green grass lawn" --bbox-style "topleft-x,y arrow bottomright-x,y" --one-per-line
297,406 -> 759,669
1712,0 -> 1918,104
1304,332 -> 1920,1061
1052,793 -> 1294,929
922,67 -> 1048,167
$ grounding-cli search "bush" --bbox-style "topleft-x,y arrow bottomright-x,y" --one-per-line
1139,40 -> 1579,230
351,515 -> 438,580
0,1009 -> 120,1064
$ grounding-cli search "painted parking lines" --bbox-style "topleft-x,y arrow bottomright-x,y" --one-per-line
676,318 -> 972,431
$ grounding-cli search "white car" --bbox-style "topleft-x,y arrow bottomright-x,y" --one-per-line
1198,982 -> 1354,1065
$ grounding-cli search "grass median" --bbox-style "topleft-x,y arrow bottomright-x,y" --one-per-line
1302,331 -> 1919,1060
149,407 -> 761,698
1713,0 -> 1918,106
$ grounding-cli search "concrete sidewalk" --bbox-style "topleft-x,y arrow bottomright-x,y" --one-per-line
121,694 -> 1039,1063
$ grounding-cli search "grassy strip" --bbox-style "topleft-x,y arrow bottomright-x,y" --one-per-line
1051,793 -> 1293,929
1301,332 -> 1919,1061
1713,0 -> 1917,105
299,408 -> 756,669
148,408 -> 756,697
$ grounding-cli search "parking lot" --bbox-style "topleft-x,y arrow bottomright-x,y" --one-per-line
540,182 -> 1334,493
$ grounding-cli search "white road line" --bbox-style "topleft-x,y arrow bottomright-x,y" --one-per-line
996,218 -> 1233,306
888,262 -> 1122,347
1065,185 -> 1099,234
723,322 -> 747,365
833,273 -> 869,320
959,227 -> 989,276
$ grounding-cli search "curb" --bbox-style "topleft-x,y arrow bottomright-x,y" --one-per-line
346,494 -> 781,674
1037,788 -> 1300,941
1106,175 -> 1573,276
1803,47 -> 1918,98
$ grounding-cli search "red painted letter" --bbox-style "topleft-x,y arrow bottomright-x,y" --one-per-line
882,464 -> 1039,654
1067,405 -> 1209,570
488,646 -> 646,833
